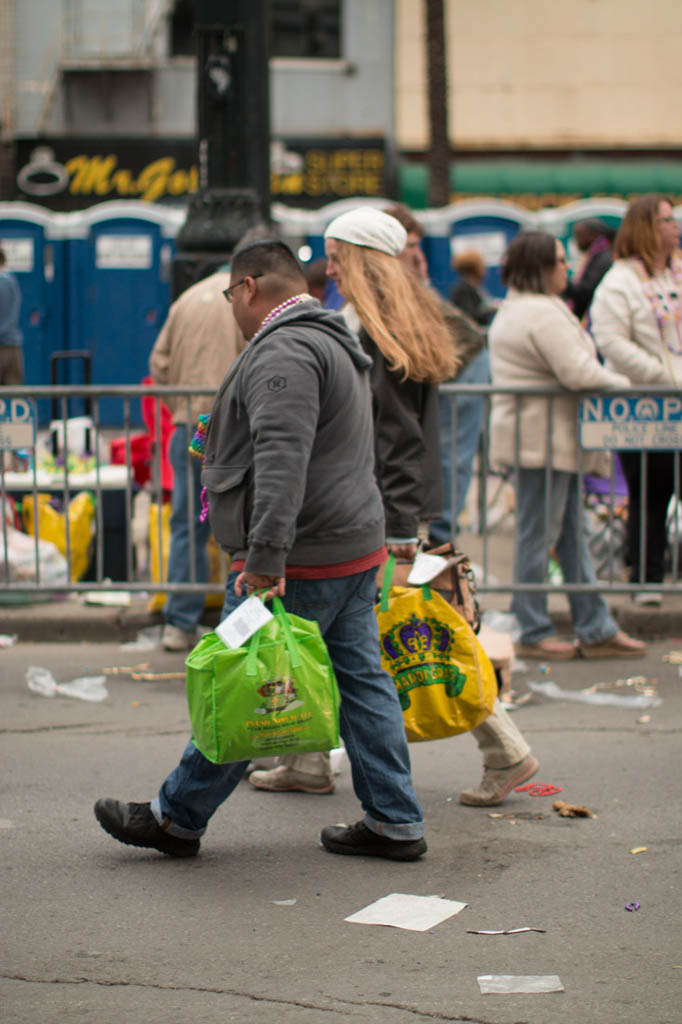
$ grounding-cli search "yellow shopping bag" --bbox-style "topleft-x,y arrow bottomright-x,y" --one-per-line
376,554 -> 497,741
147,501 -> 229,612
22,491 -> 95,582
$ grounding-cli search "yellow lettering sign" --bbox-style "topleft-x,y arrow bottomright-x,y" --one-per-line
64,154 -> 197,201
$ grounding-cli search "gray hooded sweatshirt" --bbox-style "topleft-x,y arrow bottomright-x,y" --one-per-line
201,298 -> 386,577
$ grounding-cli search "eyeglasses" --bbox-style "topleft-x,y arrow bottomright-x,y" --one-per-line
224,274 -> 263,302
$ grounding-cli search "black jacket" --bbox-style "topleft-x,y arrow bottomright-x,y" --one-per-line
450,278 -> 495,327
563,247 -> 613,320
359,327 -> 443,540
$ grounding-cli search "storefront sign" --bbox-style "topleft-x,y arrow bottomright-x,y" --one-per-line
16,136 -> 392,210
15,140 -> 198,210
270,137 -> 390,206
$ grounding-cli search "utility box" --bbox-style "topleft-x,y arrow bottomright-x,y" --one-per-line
66,201 -> 184,424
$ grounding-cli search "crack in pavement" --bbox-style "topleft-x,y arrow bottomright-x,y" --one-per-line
0,974 -> 524,1023
1,725 -> 187,737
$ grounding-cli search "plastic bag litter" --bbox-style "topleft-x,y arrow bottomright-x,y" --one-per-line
529,680 -> 662,709
0,524 -> 68,586
478,974 -> 564,994
120,626 -> 162,651
481,609 -> 521,641
26,665 -> 108,702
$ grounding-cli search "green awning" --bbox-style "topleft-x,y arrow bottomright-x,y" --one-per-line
398,159 -> 682,208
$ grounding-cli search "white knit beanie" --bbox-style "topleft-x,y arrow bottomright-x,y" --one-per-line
324,207 -> 407,257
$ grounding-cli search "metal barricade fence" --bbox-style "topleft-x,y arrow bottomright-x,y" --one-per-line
0,383 -> 680,601
440,382 -> 682,599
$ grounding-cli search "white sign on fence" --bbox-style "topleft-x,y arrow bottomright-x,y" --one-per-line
0,398 -> 36,450
579,395 -> 682,450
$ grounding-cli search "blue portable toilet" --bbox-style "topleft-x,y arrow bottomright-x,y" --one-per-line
0,201 -> 68,420
66,201 -> 184,425
424,200 -> 538,301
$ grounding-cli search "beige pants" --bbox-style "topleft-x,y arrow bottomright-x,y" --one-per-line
277,701 -> 530,778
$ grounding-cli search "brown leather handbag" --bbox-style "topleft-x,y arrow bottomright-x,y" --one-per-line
377,542 -> 481,633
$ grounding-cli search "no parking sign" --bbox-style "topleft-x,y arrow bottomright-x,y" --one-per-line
579,395 -> 682,450
0,398 -> 36,450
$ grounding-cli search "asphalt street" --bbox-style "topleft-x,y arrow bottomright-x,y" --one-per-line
2,636 -> 681,1024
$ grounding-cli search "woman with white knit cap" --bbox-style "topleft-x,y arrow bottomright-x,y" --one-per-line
250,206 -> 541,808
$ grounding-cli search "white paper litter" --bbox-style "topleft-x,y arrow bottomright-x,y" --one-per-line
216,595 -> 274,649
407,552 -> 449,585
344,893 -> 467,932
0,633 -> 18,648
26,666 -> 108,702
330,746 -> 346,775
478,974 -> 564,994
120,626 -> 162,651
271,899 -> 296,906
83,591 -> 131,606
529,679 -> 662,709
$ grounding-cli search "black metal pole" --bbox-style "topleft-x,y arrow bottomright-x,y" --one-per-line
172,0 -> 271,298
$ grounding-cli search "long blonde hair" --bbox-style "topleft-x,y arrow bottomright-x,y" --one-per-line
335,241 -> 459,383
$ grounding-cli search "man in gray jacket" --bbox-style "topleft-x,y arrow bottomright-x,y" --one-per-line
94,240 -> 426,861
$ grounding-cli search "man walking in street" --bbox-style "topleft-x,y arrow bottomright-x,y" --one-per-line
94,240 -> 427,861
149,268 -> 245,651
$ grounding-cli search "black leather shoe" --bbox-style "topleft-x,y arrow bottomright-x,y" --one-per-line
320,821 -> 426,861
94,799 -> 200,858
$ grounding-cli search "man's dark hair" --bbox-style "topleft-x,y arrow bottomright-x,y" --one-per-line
502,230 -> 558,294
231,239 -> 305,286
579,218 -> 616,243
0,246 -> 6,266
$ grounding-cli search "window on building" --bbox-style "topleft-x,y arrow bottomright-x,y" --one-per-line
170,0 -> 195,57
271,1 -> 341,59
168,1 -> 341,61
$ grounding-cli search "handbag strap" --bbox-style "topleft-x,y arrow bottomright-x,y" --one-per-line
379,551 -> 432,612
244,594 -> 302,677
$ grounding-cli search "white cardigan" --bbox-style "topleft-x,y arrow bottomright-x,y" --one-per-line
591,258 -> 682,387
489,291 -> 629,473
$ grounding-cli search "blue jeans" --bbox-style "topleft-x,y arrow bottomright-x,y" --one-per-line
512,467 -> 619,645
165,425 -> 211,633
430,348 -> 490,544
152,568 -> 424,840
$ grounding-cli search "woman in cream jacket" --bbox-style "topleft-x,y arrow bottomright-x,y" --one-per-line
490,230 -> 644,660
591,194 -> 681,603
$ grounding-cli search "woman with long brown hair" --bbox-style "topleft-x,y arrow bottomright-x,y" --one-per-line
323,207 -> 458,556
591,194 -> 682,604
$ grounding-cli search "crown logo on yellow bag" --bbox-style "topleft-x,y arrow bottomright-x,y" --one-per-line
381,613 -> 467,709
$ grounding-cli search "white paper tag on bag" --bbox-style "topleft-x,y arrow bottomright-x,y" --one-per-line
407,552 -> 449,586
216,596 -> 274,649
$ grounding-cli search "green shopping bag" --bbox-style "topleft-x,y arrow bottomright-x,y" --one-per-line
185,596 -> 341,764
